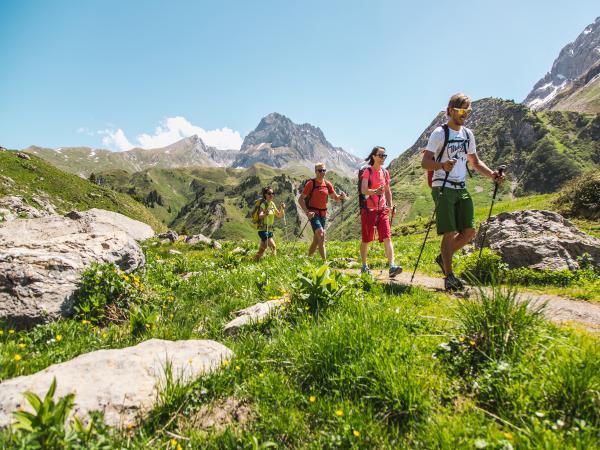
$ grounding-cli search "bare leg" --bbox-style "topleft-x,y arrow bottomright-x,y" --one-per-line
267,237 -> 276,255
383,238 -> 395,266
255,240 -> 268,261
360,241 -> 369,266
316,229 -> 326,260
441,228 -> 476,274
308,232 -> 319,257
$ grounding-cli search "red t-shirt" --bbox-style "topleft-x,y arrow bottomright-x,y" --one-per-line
302,179 -> 334,216
361,166 -> 390,210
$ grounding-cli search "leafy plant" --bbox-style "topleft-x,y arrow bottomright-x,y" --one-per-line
291,264 -> 349,319
129,304 -> 159,337
458,249 -> 507,284
11,377 -> 74,449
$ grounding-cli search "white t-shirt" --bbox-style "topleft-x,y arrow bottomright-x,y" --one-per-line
425,126 -> 476,188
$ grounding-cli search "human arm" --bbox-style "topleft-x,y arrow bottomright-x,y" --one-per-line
361,177 -> 384,196
421,151 -> 456,172
298,194 -> 315,219
467,154 -> 505,183
275,202 -> 286,218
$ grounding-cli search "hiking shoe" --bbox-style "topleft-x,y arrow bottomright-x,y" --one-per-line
361,265 -> 371,276
389,265 -> 403,278
444,273 -> 464,292
435,254 -> 446,275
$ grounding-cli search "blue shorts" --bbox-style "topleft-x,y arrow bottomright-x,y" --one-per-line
258,231 -> 274,242
310,216 -> 327,231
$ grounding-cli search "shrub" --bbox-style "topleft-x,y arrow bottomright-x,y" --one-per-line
439,287 -> 545,375
554,171 -> 600,220
72,263 -> 144,324
458,248 -> 507,284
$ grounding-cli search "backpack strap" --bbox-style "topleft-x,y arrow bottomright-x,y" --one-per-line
463,127 -> 473,178
436,124 -> 450,163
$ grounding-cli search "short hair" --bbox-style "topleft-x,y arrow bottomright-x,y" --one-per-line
314,162 -> 325,171
447,93 -> 471,111
365,146 -> 385,166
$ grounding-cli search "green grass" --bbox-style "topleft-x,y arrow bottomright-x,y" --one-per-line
0,151 -> 165,232
1,242 -> 598,448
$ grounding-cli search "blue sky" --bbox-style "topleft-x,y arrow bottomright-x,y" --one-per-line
1,0 -> 598,159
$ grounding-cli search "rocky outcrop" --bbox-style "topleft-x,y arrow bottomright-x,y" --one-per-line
185,233 -> 222,249
0,196 -> 54,222
233,113 -> 362,177
223,297 -> 288,336
158,230 -> 179,243
0,339 -> 233,428
524,17 -> 600,110
0,209 -> 154,327
474,210 -> 600,271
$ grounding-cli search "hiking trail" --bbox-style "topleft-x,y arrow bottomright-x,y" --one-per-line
344,269 -> 600,332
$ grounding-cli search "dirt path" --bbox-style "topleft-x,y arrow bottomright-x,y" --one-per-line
346,269 -> 600,332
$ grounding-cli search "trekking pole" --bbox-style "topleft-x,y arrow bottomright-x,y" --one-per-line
291,218 -> 310,253
477,165 -> 506,259
411,170 -> 451,283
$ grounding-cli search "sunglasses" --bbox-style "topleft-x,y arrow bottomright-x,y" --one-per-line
317,169 -> 327,173
376,153 -> 387,159
452,107 -> 472,117
266,192 -> 274,195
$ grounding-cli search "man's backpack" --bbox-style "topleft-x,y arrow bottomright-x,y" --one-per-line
426,124 -> 472,188
358,166 -> 388,209
251,199 -> 265,228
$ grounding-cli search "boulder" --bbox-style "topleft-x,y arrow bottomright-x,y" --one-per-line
0,339 -> 233,428
185,233 -> 222,249
474,210 -> 600,271
223,297 -> 288,336
158,230 -> 179,243
0,196 -> 53,222
0,209 -> 154,327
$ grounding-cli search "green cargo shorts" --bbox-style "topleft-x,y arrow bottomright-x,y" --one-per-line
431,187 -> 475,235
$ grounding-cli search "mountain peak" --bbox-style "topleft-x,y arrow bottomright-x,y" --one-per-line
524,16 -> 600,109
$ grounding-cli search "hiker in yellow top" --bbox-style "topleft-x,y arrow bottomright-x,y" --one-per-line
254,186 -> 286,261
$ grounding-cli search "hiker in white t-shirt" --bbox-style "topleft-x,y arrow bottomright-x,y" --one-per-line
421,93 -> 505,291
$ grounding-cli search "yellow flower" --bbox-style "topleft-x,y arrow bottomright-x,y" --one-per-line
235,365 -> 241,371
188,358 -> 193,365
0,330 -> 3,336
9,329 -> 15,335
503,432 -> 513,440
335,409 -> 344,417
81,320 -> 89,325
458,336 -> 465,342
223,359 -> 230,367
14,354 -> 21,361
18,343 -> 26,349
170,438 -> 177,447
177,444 -> 182,450
353,430 -> 360,437
56,335 -> 63,342
309,395 -> 316,403
102,333 -> 108,339
469,340 -> 476,346
126,423 -> 133,430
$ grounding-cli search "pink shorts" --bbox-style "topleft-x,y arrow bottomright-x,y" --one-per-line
361,209 -> 391,243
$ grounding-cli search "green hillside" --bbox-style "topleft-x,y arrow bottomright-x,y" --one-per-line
385,98 -> 600,223
99,164 -> 355,241
0,151 -> 165,232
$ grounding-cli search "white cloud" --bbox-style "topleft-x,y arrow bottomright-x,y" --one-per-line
101,128 -> 134,151
98,116 -> 243,152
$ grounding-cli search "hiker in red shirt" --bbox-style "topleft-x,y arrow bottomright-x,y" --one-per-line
298,162 -> 347,260
359,146 -> 402,277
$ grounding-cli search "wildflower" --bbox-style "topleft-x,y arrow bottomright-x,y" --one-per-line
335,409 -> 344,417
0,330 -> 3,336
102,333 -> 108,339
188,358 -> 193,365
534,411 -> 545,418
177,444 -> 182,450
14,354 -> 21,361
353,430 -> 360,437
170,438 -> 177,447
458,336 -> 465,342
81,319 -> 89,325
469,340 -> 476,346
56,335 -> 63,342
503,432 -> 513,440
9,329 -> 15,335
235,365 -> 240,371
309,395 -> 316,403
474,439 -> 488,449
18,343 -> 26,349
223,359 -> 230,367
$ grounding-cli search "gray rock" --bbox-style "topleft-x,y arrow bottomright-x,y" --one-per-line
0,196 -> 52,222
474,210 -> 600,271
0,339 -> 233,428
223,298 -> 287,336
185,233 -> 221,249
158,230 -> 179,243
0,209 -> 153,327
16,152 -> 31,160
169,249 -> 182,255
